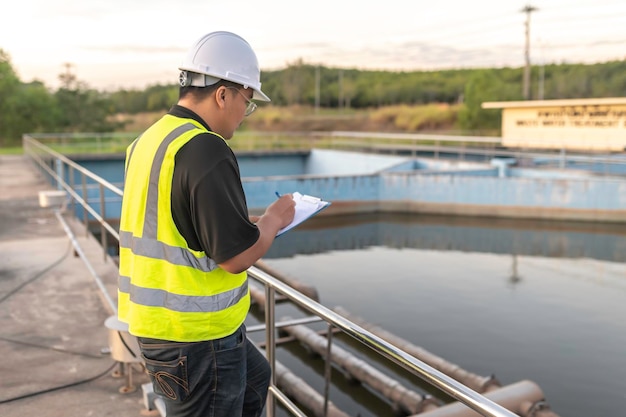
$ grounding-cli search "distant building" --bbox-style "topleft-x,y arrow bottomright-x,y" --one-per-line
482,98 -> 626,151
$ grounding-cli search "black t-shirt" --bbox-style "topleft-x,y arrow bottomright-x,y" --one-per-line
169,105 -> 260,264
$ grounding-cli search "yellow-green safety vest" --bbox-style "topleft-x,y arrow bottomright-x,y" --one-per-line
117,114 -> 250,342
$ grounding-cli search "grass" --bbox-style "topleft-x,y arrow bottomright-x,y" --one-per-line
369,103 -> 461,131
0,147 -> 23,155
104,104 -> 468,134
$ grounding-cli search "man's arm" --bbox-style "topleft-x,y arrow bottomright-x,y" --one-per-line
219,195 -> 295,274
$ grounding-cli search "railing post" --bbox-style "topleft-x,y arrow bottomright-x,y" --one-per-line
265,283 -> 277,417
82,175 -> 89,237
55,158 -> 63,190
323,323 -> 334,417
69,166 -> 76,215
99,183 -> 107,261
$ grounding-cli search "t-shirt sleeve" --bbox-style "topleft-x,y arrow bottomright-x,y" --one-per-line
172,135 -> 260,264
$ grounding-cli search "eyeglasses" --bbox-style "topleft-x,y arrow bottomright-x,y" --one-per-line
227,87 -> 257,116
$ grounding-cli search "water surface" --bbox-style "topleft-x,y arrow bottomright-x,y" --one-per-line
258,213 -> 626,417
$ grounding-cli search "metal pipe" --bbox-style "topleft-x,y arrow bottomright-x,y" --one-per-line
414,380 -> 559,417
282,320 -> 436,415
267,352 -> 350,417
248,265 -> 518,417
268,386 -> 308,417
247,316 -> 324,333
334,306 -> 500,393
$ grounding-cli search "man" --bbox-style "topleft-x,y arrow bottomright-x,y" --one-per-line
117,31 -> 295,417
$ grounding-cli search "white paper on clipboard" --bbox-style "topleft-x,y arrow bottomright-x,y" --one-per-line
276,192 -> 331,236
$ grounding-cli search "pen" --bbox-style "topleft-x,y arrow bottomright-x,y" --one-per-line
275,191 -> 281,198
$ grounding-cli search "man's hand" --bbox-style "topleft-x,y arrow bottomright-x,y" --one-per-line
263,194 -> 296,230
219,195 -> 295,274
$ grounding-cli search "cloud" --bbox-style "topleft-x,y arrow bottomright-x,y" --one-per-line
260,40 -> 525,71
82,45 -> 186,54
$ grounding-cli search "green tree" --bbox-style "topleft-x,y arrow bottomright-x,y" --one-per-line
53,69 -> 121,132
145,84 -> 178,112
0,49 -> 22,145
7,81 -> 59,139
0,51 -> 62,146
458,69 -> 522,133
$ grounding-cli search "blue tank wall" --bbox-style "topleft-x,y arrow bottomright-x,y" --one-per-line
237,152 -> 309,177
69,149 -> 626,223
380,173 -> 626,210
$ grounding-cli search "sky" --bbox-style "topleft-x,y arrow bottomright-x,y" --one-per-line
1,0 -> 624,91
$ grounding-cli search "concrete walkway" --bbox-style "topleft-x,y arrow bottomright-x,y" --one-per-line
0,155 -> 150,417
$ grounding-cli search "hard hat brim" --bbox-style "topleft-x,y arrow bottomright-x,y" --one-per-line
252,89 -> 271,102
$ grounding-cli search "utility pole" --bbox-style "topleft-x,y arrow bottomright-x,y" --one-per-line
536,38 -> 545,100
338,69 -> 344,113
538,63 -> 545,100
315,66 -> 320,114
521,4 -> 538,100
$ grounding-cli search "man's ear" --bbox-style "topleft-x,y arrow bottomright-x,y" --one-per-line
215,86 -> 228,109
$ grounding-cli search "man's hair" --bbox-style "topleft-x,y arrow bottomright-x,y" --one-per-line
179,79 -> 242,101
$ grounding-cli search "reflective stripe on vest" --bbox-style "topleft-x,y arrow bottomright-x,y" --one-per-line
118,230 -> 218,272
118,275 -> 248,312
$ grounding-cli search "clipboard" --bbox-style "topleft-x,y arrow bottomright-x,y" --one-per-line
276,192 -> 331,236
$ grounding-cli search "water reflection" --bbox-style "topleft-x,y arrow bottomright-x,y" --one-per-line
266,213 -> 626,262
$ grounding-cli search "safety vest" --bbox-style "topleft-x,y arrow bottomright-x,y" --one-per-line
117,114 -> 250,342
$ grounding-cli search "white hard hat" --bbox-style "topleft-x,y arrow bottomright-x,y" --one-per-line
178,31 -> 270,102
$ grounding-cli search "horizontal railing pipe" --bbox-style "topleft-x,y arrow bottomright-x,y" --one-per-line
23,135 -> 124,197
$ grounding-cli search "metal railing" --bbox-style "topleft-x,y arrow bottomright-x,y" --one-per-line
324,131 -> 626,175
22,133 -> 520,417
24,131 -> 626,177
23,135 -> 123,258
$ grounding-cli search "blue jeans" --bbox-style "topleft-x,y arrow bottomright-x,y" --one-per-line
138,325 -> 271,417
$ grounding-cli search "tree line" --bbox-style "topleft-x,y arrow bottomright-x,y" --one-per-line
1,48 -> 624,146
